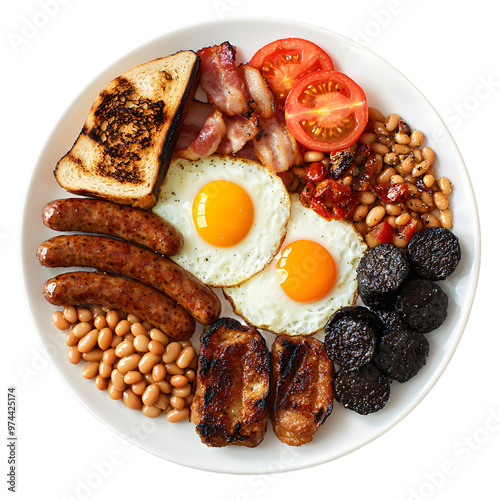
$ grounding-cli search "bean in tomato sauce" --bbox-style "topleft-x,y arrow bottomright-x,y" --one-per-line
285,108 -> 454,249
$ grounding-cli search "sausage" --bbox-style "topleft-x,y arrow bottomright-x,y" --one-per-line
43,271 -> 196,340
41,198 -> 183,256
37,234 -> 221,325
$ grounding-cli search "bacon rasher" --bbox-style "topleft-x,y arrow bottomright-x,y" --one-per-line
175,100 -> 213,151
217,112 -> 260,155
241,64 -> 275,119
252,116 -> 302,173
175,101 -> 227,160
198,42 -> 250,116
190,41 -> 303,173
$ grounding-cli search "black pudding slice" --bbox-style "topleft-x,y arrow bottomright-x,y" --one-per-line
334,363 -> 390,415
326,305 -> 384,337
356,243 -> 409,309
373,309 -> 408,332
375,327 -> 430,383
324,315 -> 376,369
407,227 -> 461,280
395,279 -> 448,334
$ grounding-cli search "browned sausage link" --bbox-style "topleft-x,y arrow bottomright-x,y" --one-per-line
41,198 -> 183,256
43,272 -> 196,340
37,235 -> 221,325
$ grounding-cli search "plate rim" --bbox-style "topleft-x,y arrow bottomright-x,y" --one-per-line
19,16 -> 481,474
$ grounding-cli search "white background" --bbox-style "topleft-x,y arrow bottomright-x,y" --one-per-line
2,0 -> 498,498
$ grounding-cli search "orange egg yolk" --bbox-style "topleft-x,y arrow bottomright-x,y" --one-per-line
276,239 -> 337,303
192,180 -> 254,247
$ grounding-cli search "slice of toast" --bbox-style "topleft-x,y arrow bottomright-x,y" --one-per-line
54,50 -> 200,209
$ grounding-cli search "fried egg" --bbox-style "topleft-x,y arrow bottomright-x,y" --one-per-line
223,194 -> 367,335
152,155 -> 291,287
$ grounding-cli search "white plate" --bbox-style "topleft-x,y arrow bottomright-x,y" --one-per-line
21,17 -> 480,474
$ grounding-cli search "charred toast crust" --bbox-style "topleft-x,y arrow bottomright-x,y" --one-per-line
271,336 -> 334,446
191,318 -> 271,448
153,54 -> 200,204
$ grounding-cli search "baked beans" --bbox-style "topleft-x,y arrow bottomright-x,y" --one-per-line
81,348 -> 103,362
155,393 -> 170,410
99,361 -> 112,379
63,306 -> 78,323
385,113 -> 400,132
286,107 -> 454,248
439,209 -> 453,229
77,307 -> 92,323
151,363 -> 165,381
78,329 -> 99,353
148,340 -> 165,356
131,380 -> 147,396
72,321 -> 92,339
95,375 -> 108,391
438,177 -> 452,196
142,383 -> 160,406
51,305 -> 197,423
115,319 -> 131,336
130,321 -> 147,337
82,362 -> 99,380
65,330 -> 79,347
176,346 -> 195,369
123,388 -> 142,410
142,404 -> 162,419
163,342 -> 182,364
170,396 -> 185,410
94,314 -> 107,330
67,346 -> 81,364
409,130 -> 424,147
303,150 -> 325,162
166,407 -> 190,423
108,384 -> 123,400
366,206 -> 386,227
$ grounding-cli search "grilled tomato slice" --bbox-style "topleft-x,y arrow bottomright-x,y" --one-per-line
249,38 -> 334,102
285,70 -> 368,153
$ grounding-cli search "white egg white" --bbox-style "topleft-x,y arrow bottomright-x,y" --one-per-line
153,155 -> 291,287
223,194 -> 367,336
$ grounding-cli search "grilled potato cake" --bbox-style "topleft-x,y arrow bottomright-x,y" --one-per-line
190,318 -> 270,448
271,335 -> 334,446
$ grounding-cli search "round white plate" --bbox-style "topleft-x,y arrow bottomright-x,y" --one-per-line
21,17 -> 480,474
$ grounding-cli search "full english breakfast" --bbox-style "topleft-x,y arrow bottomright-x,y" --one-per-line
39,35 -> 462,446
